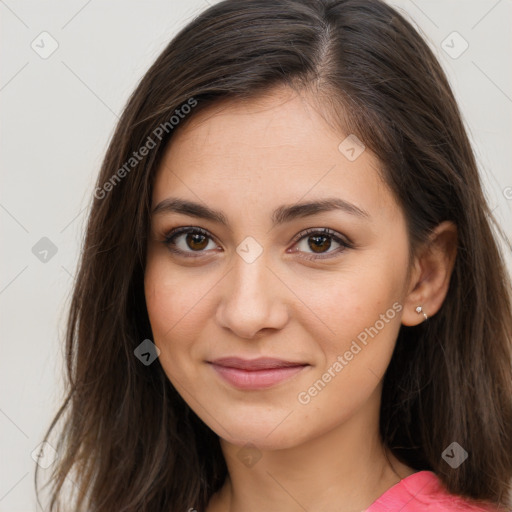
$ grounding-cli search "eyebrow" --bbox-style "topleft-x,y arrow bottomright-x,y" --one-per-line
151,196 -> 370,226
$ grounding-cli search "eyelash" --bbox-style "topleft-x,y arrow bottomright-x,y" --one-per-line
161,226 -> 353,261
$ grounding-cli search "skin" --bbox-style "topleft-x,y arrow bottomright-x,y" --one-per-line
144,85 -> 457,512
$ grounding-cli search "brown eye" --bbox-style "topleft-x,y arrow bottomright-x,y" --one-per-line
291,228 -> 353,261
185,232 -> 208,251
163,227 -> 218,257
308,234 -> 332,253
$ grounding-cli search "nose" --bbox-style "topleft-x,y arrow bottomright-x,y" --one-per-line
215,249 -> 289,340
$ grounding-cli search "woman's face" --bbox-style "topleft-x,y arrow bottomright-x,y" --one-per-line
144,86 -> 412,450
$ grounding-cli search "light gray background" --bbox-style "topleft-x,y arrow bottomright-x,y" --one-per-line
1,1 -> 511,510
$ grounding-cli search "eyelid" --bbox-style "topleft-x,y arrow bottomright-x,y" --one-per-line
290,227 -> 353,247
164,226 -> 212,243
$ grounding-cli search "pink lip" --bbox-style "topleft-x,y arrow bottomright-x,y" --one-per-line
208,357 -> 309,390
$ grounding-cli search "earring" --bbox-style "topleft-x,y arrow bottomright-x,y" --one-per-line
415,306 -> 428,321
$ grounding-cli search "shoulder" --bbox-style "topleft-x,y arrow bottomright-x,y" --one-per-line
366,470 -> 508,512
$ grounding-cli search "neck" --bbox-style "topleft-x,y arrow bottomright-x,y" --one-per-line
208,385 -> 415,512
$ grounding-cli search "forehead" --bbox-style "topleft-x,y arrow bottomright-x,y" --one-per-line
151,87 -> 399,224
160,88 -> 346,170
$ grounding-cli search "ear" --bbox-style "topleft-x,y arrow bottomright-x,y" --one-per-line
401,221 -> 457,326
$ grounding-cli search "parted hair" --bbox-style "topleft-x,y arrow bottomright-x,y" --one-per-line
36,1 -> 512,510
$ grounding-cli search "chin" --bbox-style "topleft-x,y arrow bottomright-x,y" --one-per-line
221,430 -> 303,451
204,411 -> 307,450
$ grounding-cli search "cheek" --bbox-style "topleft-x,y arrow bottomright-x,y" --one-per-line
144,256 -> 201,362
295,272 -> 404,420
144,253 -> 210,337
144,260 -> 205,394
300,254 -> 406,365
144,263 -> 178,338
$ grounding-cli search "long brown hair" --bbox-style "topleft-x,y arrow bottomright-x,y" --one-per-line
36,0 -> 512,510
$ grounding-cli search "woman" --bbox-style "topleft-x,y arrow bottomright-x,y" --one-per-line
36,0 -> 512,510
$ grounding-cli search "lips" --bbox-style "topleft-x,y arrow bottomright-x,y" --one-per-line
211,357 -> 307,370
208,357 -> 309,390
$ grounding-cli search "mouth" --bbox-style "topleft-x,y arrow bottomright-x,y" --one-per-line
207,357 -> 310,390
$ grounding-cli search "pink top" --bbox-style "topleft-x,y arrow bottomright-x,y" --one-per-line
366,470 -> 508,511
